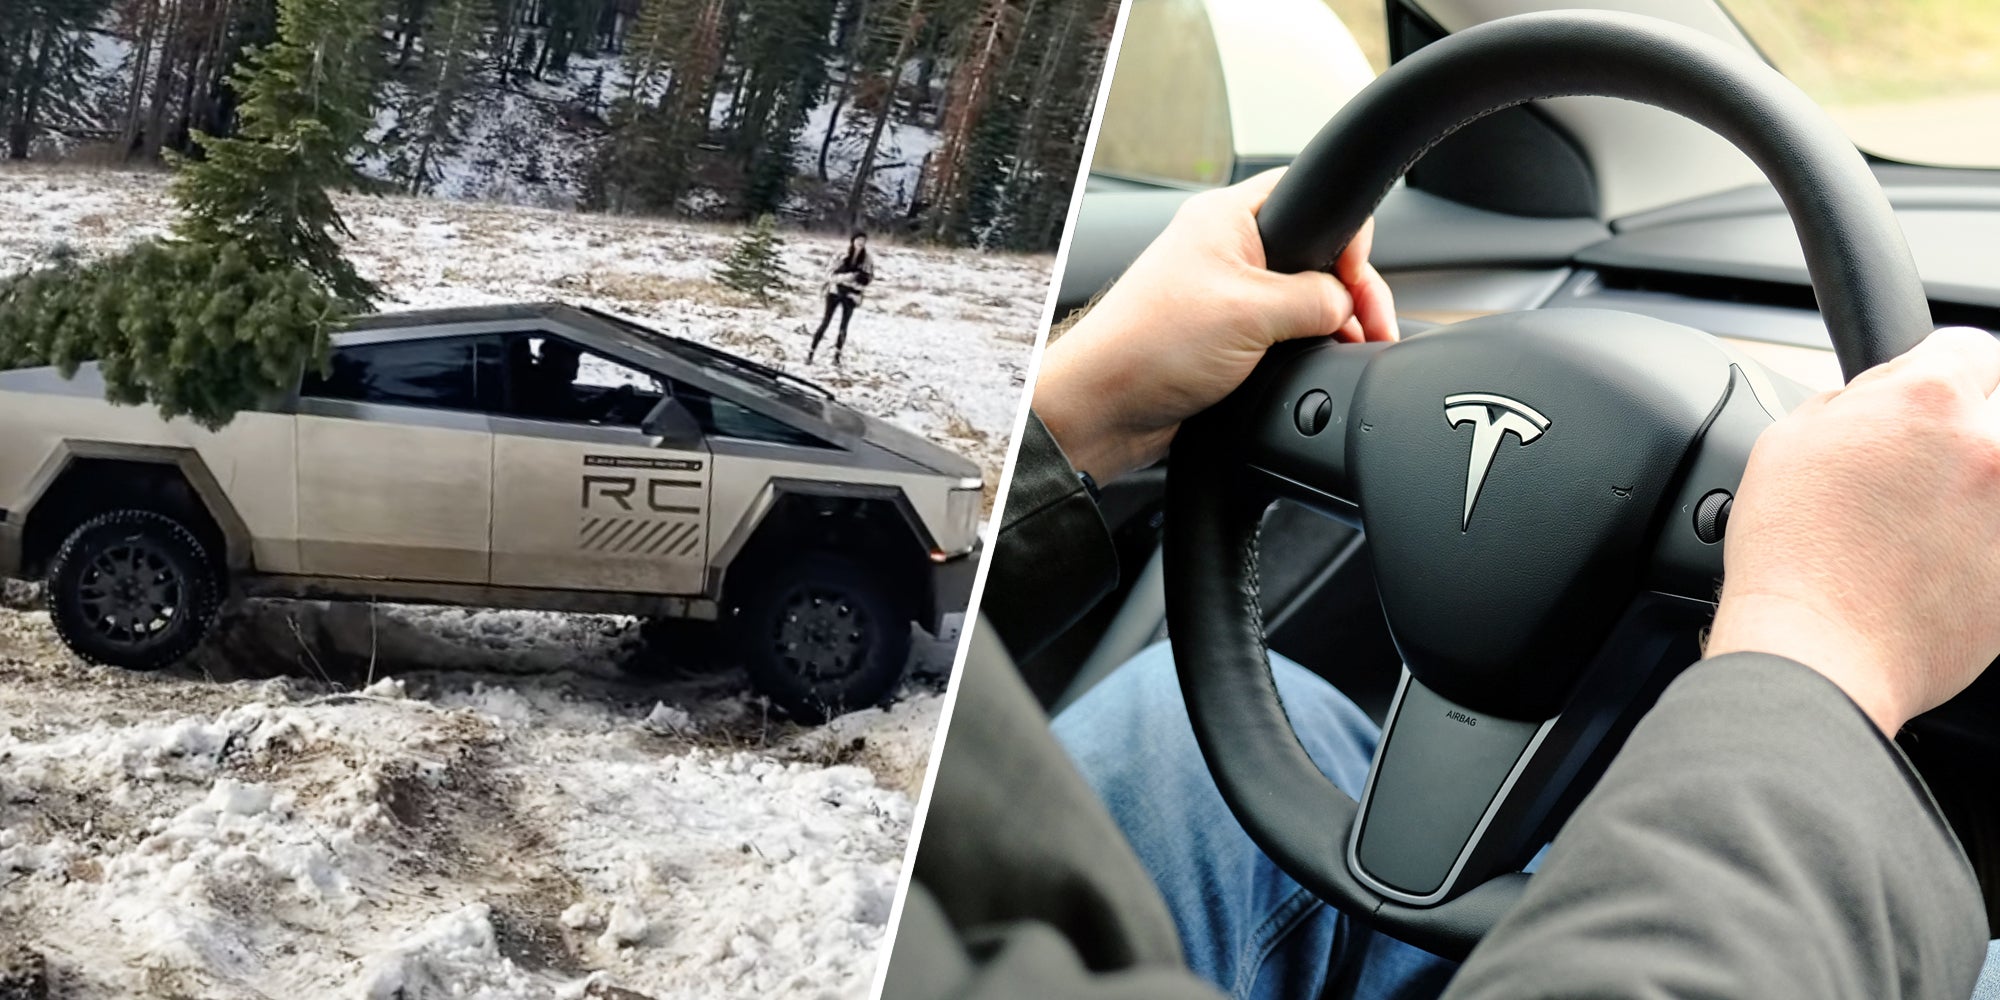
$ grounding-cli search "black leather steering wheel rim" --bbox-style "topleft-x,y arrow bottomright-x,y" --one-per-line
1166,10 -> 1933,959
1258,11 -> 1928,378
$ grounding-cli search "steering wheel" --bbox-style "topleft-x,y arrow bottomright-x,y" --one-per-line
1163,10 -> 1932,960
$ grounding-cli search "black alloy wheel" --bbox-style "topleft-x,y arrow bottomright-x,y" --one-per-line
47,509 -> 221,671
737,551 -> 912,723
772,583 -> 873,683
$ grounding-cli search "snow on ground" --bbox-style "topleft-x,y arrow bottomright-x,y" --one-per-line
0,599 -> 945,998
0,166 -> 1046,498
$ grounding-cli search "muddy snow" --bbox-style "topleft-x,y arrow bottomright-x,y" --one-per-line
0,600 -> 946,998
0,166 -> 1049,501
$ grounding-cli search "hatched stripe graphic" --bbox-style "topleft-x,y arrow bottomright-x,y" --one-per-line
672,528 -> 701,557
579,517 -> 619,548
625,521 -> 670,553
577,517 -> 704,555
600,519 -> 642,551
646,522 -> 691,555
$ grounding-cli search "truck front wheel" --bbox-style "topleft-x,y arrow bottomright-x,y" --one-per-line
732,551 -> 914,723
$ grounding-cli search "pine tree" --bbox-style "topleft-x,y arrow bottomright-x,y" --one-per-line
389,0 -> 491,195
1,0 -> 116,160
714,214 -> 791,302
918,0 -> 1022,240
0,240 -> 347,429
731,0 -> 833,217
1000,0 -> 1112,250
951,72 -> 1019,245
172,0 -> 383,304
596,0 -> 725,213
621,0 -> 681,100
578,63 -> 605,115
0,0 -> 377,431
593,94 -> 672,210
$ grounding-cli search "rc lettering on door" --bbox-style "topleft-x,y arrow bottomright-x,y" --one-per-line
577,457 -> 704,557
581,475 -> 701,515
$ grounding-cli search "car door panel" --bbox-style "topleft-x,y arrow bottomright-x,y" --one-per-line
295,400 -> 495,583
488,418 -> 713,595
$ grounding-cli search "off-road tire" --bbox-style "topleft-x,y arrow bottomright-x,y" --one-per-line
46,510 -> 220,671
732,551 -> 913,723
622,616 -> 723,677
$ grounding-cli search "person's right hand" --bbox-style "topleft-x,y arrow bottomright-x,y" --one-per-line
1707,326 -> 2000,734
1032,169 -> 1397,483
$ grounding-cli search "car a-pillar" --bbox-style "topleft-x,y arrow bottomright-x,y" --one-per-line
13,448 -> 248,672
704,490 -> 932,723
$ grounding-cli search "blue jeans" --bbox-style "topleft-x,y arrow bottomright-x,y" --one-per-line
1053,643 -> 1456,1000
1054,642 -> 2000,1000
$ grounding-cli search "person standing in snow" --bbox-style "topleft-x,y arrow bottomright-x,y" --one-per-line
807,231 -> 874,367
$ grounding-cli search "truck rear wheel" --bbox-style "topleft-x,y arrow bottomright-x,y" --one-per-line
46,510 -> 220,671
733,551 -> 913,723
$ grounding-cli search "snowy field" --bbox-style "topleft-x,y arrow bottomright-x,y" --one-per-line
0,595 -> 945,998
0,166 -> 1048,498
0,166 -> 1046,997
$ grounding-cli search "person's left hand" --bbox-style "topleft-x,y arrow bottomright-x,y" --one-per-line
1032,168 -> 1397,483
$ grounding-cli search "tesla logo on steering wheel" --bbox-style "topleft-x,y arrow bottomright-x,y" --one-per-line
1444,393 -> 1551,531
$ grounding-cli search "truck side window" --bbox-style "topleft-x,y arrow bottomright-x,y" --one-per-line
500,334 -> 664,427
303,337 -> 483,411
671,381 -> 831,448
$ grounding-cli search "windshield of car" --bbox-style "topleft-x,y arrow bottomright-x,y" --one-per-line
1097,0 -> 1999,185
1722,0 -> 2000,169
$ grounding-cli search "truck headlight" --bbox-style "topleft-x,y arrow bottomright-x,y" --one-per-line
946,486 -> 983,554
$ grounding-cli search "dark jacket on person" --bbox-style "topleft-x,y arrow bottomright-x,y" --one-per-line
882,413 -> 1988,1000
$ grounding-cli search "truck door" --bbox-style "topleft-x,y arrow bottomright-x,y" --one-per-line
295,334 -> 497,584
488,334 -> 712,595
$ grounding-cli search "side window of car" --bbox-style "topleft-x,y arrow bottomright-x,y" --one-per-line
671,381 -> 832,449
302,337 -> 486,411
499,334 -> 665,428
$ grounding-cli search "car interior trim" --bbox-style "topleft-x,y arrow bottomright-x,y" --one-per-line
1346,669 -> 1561,906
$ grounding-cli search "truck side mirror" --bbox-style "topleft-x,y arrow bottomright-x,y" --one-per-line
643,397 -> 705,448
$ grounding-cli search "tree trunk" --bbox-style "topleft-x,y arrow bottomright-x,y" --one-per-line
701,0 -> 738,136
186,0 -> 239,142
9,28 -> 59,159
816,0 -> 868,181
141,0 -> 186,160
1004,0 -> 1060,191
914,52 -> 934,123
843,4 -> 920,224
122,0 -> 162,157
921,0 -> 1018,238
815,88 -> 845,181
409,140 -> 432,194
168,0 -> 231,154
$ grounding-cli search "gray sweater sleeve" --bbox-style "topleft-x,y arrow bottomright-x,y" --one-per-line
1445,652 -> 1986,1000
